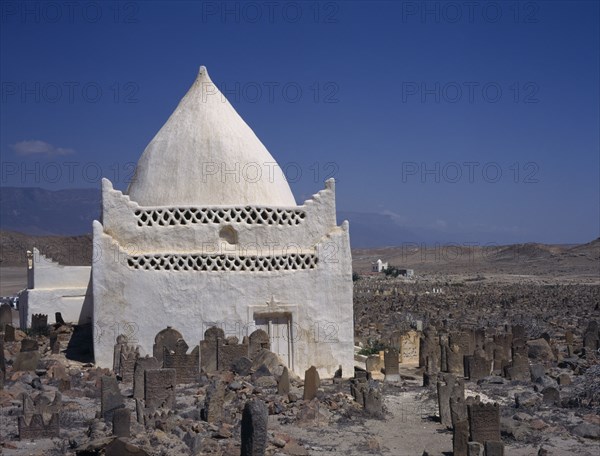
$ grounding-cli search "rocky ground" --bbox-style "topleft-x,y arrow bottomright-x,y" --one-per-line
0,236 -> 599,455
1,307 -> 599,455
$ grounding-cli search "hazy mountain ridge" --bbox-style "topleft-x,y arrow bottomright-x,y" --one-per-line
0,187 -> 597,249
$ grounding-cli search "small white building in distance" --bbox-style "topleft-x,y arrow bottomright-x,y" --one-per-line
19,248 -> 92,327
92,67 -> 354,378
372,259 -> 388,273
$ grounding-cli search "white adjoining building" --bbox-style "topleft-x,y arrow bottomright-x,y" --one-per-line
19,248 -> 92,327
91,67 -> 354,378
372,259 -> 388,273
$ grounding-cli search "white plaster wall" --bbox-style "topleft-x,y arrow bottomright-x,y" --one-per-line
19,249 -> 93,327
22,287 -> 92,327
30,249 -> 92,289
101,178 -> 337,254
93,179 -> 354,378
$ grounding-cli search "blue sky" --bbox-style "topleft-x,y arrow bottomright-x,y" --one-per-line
1,0 -> 598,244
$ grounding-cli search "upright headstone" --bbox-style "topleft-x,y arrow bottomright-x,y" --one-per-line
0,303 -> 12,331
153,327 -> 183,367
363,384 -> 383,417
248,329 -> 270,360
450,396 -> 467,428
565,330 -> 574,357
467,442 -> 483,456
200,326 -> 224,372
133,356 -> 160,399
18,414 -> 60,440
484,441 -> 504,456
49,333 -> 60,354
112,407 -> 131,438
163,338 -> 199,383
303,366 -> 320,401
55,312 -> 65,325
218,337 -> 249,371
144,368 -> 176,410
201,379 -> 225,423
4,324 -> 16,342
437,373 -> 465,428
13,338 -> 41,371
446,344 -> 464,375
453,419 -> 469,456
101,376 -> 125,421
467,402 -> 501,444
466,349 -> 491,381
241,399 -> 268,456
278,366 -> 290,395
105,438 -> 149,456
0,334 -> 5,389
21,338 -> 39,352
384,348 -> 400,382
119,344 -> 139,383
31,314 -> 48,336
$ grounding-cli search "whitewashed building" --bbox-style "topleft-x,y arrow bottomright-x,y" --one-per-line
92,67 -> 354,377
19,248 -> 92,327
372,259 -> 388,273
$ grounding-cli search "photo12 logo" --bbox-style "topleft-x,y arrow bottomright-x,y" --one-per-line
401,81 -> 539,104
400,161 -> 540,184
1,160 -> 138,186
400,1 -> 540,24
1,81 -> 140,104
0,1 -> 140,24
200,1 -> 340,24
202,81 -> 340,104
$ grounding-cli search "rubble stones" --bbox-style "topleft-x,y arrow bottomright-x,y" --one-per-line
527,339 -> 556,362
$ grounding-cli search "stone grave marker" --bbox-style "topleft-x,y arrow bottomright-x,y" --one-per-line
133,356 -> 160,399
248,329 -> 270,360
101,376 -> 125,421
31,314 -> 48,336
4,324 -> 16,342
484,441 -> 504,456
201,379 -> 225,422
241,399 -> 268,456
144,368 -> 176,410
278,366 -> 290,395
153,326 -> 183,366
0,303 -> 12,331
163,338 -> 199,383
467,402 -> 501,444
384,348 -> 400,382
453,419 -> 469,456
112,407 -> 131,437
303,366 -> 320,400
200,326 -> 224,372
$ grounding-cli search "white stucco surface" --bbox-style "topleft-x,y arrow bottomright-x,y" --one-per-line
92,67 -> 354,378
19,248 -> 92,327
126,66 -> 296,208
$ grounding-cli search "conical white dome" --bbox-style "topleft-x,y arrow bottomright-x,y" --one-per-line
126,67 -> 296,207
